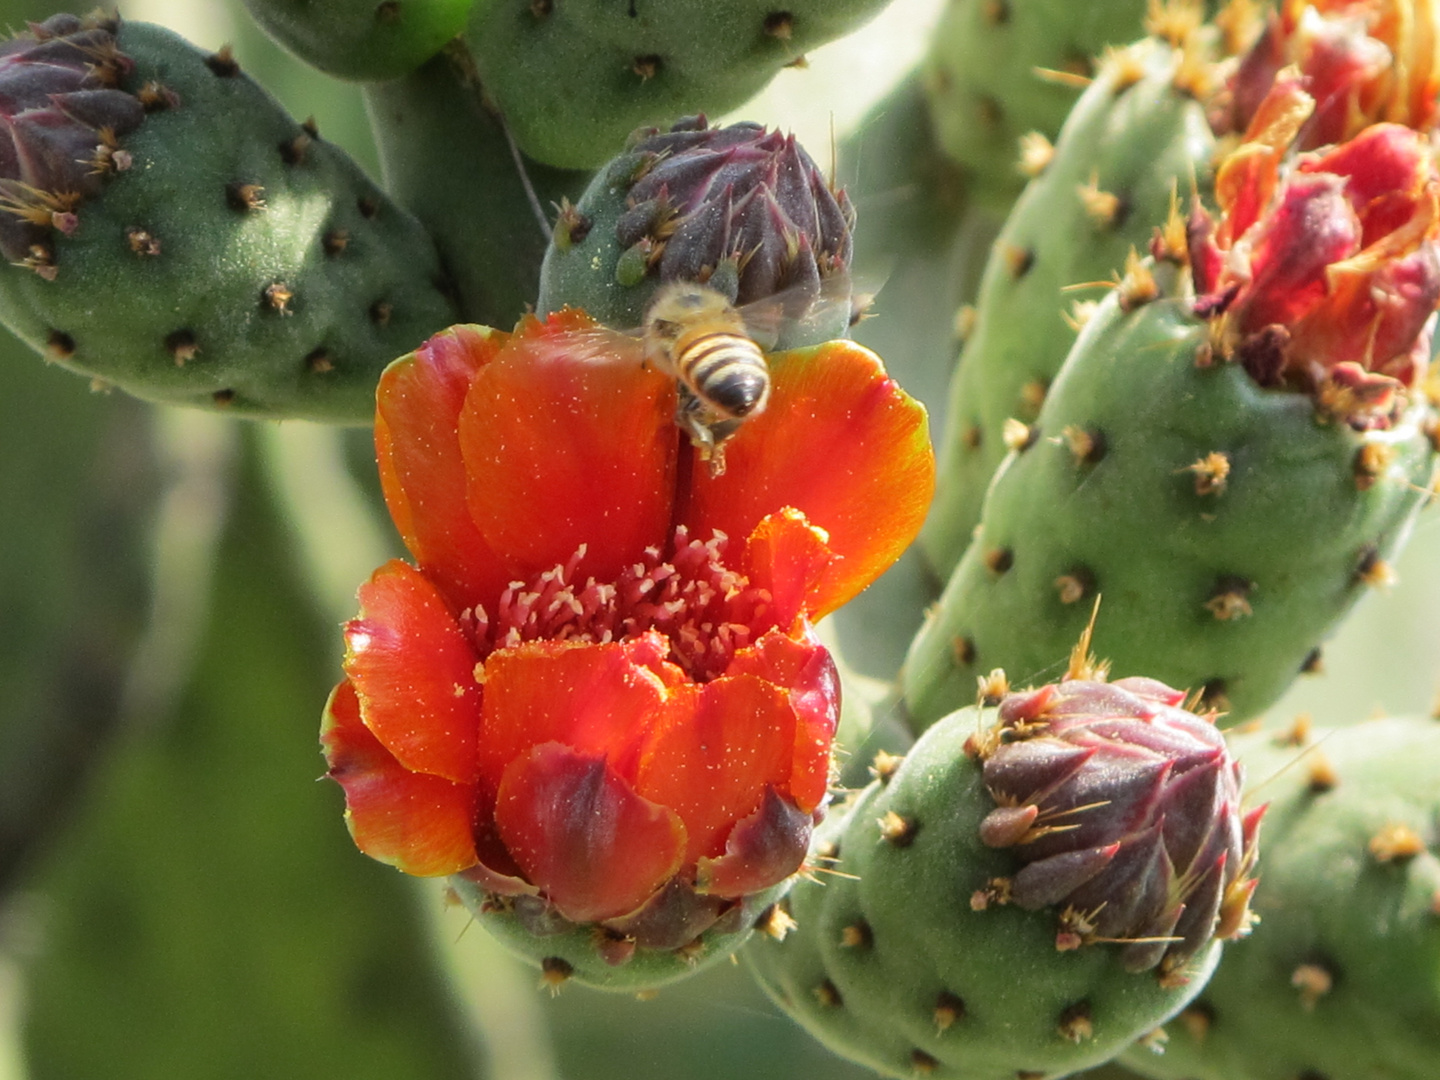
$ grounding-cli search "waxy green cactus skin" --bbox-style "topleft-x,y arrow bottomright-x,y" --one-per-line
449,875 -> 787,992
746,703 -> 1220,1080
921,39 -> 1217,582
922,0 -> 1184,209
0,21 -> 458,423
363,46 -> 587,328
464,0 -> 891,171
904,290 -> 1436,731
240,0 -> 475,81
1122,716 -> 1440,1080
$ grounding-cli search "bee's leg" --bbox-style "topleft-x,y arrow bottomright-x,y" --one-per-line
674,390 -> 728,477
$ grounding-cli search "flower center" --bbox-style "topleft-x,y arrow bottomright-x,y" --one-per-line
460,527 -> 775,681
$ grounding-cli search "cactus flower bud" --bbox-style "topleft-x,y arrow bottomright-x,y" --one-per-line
614,116 -> 854,307
321,311 -> 932,982
975,676 -> 1263,985
0,13 -> 144,276
539,116 -> 856,345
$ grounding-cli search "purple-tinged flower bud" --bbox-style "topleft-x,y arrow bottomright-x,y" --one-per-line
974,676 -> 1263,985
0,13 -> 146,275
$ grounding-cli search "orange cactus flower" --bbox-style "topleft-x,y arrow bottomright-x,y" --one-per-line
321,310 -> 933,944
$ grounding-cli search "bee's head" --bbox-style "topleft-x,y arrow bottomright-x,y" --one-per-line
645,282 -> 735,335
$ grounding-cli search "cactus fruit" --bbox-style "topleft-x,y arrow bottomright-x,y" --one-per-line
905,83 -> 1440,731
1122,714 -> 1440,1080
921,33 -> 1220,581
921,0 -> 1202,210
0,16 -> 457,422
463,0 -> 891,171
537,115 -> 854,342
746,668 -> 1258,1080
239,0 -> 475,81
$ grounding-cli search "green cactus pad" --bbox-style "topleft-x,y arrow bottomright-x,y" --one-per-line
450,874 -> 787,992
1122,716 -> 1440,1080
239,0 -> 475,81
746,705 -> 1219,1080
904,288 -> 1436,730
921,38 -> 1216,581
922,0 -> 1191,209
0,20 -> 457,423
464,0 -> 890,170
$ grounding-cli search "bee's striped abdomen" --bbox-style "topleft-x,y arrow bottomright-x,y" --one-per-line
677,330 -> 771,419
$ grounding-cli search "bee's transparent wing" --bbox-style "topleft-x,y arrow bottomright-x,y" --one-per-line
555,325 -> 648,367
739,270 -> 870,351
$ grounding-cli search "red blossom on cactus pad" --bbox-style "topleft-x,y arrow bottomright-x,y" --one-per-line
321,311 -> 933,947
1192,79 -> 1440,425
1222,0 -> 1440,145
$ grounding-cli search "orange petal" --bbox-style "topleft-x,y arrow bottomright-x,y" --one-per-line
321,681 -> 478,877
344,560 -> 482,784
376,325 -> 513,610
724,628 -> 838,813
494,742 -> 686,923
458,311 -> 678,586
743,508 -> 836,631
476,635 -> 673,791
681,339 -> 933,618
634,673 -> 797,865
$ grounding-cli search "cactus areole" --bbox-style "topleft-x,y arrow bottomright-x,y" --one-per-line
321,312 -> 933,986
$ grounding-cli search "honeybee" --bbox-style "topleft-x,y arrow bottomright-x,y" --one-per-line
643,282 -> 771,474
639,275 -> 862,476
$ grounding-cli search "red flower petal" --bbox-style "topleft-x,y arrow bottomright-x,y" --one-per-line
493,742 -> 685,923
475,636 -> 672,792
320,681 -> 479,877
1239,172 -> 1361,330
724,628 -> 839,812
634,673 -> 798,865
742,509 -> 835,632
344,560 -> 482,784
696,786 -> 813,898
376,326 -> 513,610
680,339 -> 933,618
458,311 -> 678,586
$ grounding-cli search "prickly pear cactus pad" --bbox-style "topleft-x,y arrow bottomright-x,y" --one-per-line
1122,715 -> 1440,1080
746,671 -> 1259,1080
922,33 -> 1219,580
921,0 -> 1221,209
463,0 -> 890,170
905,86 -> 1440,730
240,0 -> 475,81
0,16 -> 457,422
537,115 -> 854,344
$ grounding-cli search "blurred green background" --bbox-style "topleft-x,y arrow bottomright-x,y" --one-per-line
2,2 -> 1439,1079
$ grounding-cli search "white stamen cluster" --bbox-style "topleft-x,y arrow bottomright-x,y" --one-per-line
458,527 -> 775,680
